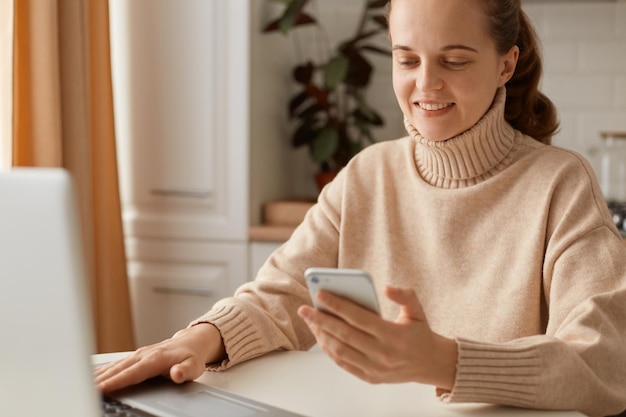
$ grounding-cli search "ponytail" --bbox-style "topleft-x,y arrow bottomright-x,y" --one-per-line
485,0 -> 559,144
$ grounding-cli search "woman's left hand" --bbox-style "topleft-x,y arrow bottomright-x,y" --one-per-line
297,286 -> 457,389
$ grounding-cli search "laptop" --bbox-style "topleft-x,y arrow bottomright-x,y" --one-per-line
0,168 -> 304,417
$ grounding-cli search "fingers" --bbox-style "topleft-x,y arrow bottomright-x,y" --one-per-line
298,288 -> 392,352
170,356 -> 205,384
95,347 -> 170,393
95,324 -> 224,394
384,286 -> 427,322
309,290 -> 382,334
299,303 -> 375,367
94,343 -> 202,393
299,303 -> 409,384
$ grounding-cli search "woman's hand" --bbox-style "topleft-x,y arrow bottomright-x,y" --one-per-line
297,286 -> 457,389
95,323 -> 226,393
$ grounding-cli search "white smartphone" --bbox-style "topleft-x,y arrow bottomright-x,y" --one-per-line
304,267 -> 380,315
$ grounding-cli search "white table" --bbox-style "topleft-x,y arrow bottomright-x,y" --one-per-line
93,350 -> 583,417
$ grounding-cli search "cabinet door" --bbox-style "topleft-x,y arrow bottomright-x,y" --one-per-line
249,241 -> 284,279
109,0 -> 250,241
125,239 -> 248,347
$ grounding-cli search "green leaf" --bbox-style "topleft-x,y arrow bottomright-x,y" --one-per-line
292,122 -> 319,148
342,49 -> 372,87
278,0 -> 309,35
370,15 -> 389,30
288,91 -> 311,117
349,140 -> 364,156
311,127 -> 339,163
293,62 -> 314,84
324,55 -> 349,89
294,102 -> 324,119
355,93 -> 375,119
353,93 -> 383,125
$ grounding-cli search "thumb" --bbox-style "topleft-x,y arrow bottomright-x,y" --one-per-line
385,286 -> 427,323
170,357 -> 204,384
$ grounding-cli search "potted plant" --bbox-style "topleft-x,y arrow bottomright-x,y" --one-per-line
263,0 -> 390,190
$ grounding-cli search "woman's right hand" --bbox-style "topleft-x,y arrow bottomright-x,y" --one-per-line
95,322 -> 226,393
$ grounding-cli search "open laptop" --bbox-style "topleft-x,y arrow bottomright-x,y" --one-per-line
0,168 -> 304,417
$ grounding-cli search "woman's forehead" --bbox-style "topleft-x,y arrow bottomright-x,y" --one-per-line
388,0 -> 491,50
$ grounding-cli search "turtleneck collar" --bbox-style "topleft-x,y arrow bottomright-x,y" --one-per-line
404,87 -> 518,189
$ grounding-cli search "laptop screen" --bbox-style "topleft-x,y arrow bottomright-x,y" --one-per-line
0,168 -> 101,417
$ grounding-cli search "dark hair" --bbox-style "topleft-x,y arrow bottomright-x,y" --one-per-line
483,0 -> 558,144
387,0 -> 559,144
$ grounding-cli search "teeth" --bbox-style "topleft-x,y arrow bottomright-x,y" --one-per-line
418,102 -> 452,111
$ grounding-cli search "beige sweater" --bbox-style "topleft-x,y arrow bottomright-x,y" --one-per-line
194,90 -> 626,416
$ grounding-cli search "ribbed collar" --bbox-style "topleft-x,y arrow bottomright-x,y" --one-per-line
405,88 -> 517,189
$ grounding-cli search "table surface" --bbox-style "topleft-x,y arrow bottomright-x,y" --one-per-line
93,350 -> 583,417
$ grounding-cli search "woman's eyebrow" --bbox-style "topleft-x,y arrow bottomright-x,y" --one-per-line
391,44 -> 479,53
441,44 -> 479,53
392,45 -> 412,52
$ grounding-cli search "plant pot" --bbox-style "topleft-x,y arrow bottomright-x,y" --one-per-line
315,171 -> 338,192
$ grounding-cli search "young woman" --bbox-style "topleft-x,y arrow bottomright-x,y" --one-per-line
97,0 -> 626,415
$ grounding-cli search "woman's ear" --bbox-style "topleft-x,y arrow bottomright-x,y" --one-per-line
498,45 -> 520,87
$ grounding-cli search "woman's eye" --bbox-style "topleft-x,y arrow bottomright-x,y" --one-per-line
444,60 -> 468,68
397,58 -> 419,67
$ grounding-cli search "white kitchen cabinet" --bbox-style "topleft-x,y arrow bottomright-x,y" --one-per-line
109,0 -> 251,346
110,0 -> 249,241
249,241 -> 284,279
125,239 -> 248,346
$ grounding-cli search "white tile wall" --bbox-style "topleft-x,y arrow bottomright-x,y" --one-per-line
524,1 -> 626,175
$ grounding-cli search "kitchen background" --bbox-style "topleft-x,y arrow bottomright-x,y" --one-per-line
525,1 -> 626,165
109,0 -> 626,346
255,0 -> 626,201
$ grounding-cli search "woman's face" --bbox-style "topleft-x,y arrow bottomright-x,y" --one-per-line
390,0 -> 518,142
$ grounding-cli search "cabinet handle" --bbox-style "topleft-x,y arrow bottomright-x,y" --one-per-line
150,188 -> 212,199
152,286 -> 213,297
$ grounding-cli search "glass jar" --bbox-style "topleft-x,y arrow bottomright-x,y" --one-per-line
599,131 -> 626,204
599,131 -> 626,236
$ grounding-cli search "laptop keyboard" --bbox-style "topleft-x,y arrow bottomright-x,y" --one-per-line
102,396 -> 155,417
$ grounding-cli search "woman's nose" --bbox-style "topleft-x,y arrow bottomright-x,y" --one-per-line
415,63 -> 444,92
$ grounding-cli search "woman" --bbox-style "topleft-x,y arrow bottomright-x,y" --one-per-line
97,0 -> 626,415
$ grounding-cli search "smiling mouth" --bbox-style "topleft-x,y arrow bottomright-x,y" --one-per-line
417,102 -> 454,111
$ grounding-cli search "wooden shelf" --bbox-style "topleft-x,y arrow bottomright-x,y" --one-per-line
249,200 -> 315,242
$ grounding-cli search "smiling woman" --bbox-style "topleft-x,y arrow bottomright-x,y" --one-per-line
0,0 -> 13,170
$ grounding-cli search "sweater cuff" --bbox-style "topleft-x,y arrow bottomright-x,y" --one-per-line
440,338 -> 541,408
189,303 -> 267,371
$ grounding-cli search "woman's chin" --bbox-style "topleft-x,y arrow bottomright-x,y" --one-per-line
419,131 -> 456,142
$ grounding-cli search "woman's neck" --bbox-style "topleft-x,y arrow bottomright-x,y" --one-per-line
405,88 -> 517,188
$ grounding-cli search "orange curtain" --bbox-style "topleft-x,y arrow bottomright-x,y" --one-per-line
12,0 -> 134,353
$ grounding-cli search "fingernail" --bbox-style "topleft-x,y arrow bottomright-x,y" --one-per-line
299,308 -> 315,326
